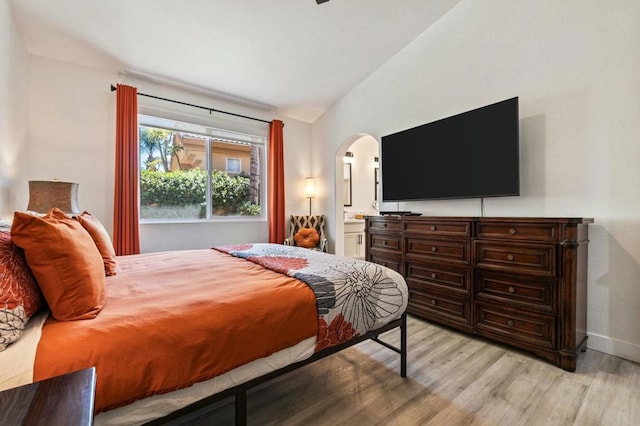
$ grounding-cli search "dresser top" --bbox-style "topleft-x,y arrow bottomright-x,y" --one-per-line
366,216 -> 594,224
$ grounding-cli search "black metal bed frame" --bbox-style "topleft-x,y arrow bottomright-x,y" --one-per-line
146,313 -> 407,426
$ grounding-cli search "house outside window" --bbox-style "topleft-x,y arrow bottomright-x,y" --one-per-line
138,115 -> 265,221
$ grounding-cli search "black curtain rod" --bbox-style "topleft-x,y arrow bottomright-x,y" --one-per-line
110,84 -> 272,124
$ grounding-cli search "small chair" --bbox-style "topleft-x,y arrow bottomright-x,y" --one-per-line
284,215 -> 328,252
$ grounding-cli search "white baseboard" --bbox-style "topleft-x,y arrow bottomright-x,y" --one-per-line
587,332 -> 640,364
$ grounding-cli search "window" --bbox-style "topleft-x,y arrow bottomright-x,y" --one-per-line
226,158 -> 241,174
138,115 -> 265,221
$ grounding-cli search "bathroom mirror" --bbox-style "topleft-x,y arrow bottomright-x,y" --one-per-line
374,167 -> 379,201
343,163 -> 352,206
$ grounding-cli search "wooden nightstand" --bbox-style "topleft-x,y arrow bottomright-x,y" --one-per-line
0,367 -> 96,426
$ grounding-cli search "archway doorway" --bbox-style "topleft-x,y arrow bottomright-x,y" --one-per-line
334,134 -> 380,257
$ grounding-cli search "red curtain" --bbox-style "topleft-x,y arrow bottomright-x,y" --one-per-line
268,120 -> 286,243
113,84 -> 140,255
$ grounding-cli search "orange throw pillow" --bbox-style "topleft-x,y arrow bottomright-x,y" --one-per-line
0,230 -> 46,350
294,228 -> 320,249
11,208 -> 106,321
75,211 -> 117,276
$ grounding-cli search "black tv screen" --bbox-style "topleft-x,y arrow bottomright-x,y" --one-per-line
381,97 -> 519,202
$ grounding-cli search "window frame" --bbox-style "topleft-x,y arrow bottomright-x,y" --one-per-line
137,114 -> 267,224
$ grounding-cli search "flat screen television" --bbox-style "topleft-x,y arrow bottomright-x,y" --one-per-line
381,97 -> 519,202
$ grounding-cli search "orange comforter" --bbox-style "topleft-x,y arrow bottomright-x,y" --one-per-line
33,249 -> 318,412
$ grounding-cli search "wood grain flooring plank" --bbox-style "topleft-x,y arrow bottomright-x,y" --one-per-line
574,353 -> 640,426
181,316 -> 640,426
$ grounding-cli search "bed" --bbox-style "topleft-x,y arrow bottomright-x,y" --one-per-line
0,214 -> 408,426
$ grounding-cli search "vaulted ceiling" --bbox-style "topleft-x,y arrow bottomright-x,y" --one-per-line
10,0 -> 461,122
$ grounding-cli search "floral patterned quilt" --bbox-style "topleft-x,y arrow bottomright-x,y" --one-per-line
213,243 -> 408,351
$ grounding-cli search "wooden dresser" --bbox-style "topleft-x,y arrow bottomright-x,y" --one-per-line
365,216 -> 593,371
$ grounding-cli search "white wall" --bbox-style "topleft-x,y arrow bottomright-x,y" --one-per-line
25,56 -> 115,225
282,117 -> 314,221
313,0 -> 640,362
23,56 -> 312,251
0,0 -> 29,219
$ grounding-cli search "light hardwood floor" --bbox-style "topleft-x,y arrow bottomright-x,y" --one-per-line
184,315 -> 640,425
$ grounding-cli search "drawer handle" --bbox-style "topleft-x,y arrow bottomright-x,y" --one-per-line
431,299 -> 437,305
507,254 -> 514,261
430,225 -> 436,231
509,228 -> 517,235
384,223 -> 388,227
508,286 -> 516,293
431,247 -> 438,252
507,320 -> 514,327
431,273 -> 437,279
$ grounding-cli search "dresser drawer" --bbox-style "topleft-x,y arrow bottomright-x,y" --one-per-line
475,271 -> 556,313
367,219 -> 403,233
369,250 -> 402,273
406,262 -> 470,294
369,233 -> 401,252
476,221 -> 560,243
475,241 -> 556,277
404,220 -> 471,238
475,302 -> 556,349
409,290 -> 471,327
406,237 -> 471,265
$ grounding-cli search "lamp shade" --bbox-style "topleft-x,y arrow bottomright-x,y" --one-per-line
305,177 -> 315,198
27,180 -> 80,214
